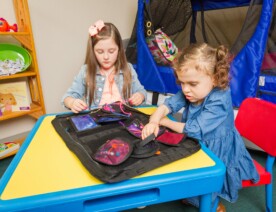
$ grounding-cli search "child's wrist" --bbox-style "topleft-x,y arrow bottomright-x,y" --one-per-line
149,121 -> 159,126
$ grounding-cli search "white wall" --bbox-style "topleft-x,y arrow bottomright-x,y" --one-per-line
0,0 -> 137,139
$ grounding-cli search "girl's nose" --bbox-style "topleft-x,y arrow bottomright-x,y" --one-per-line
182,84 -> 189,93
103,52 -> 109,59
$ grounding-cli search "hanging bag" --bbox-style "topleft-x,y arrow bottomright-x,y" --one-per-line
144,0 -> 178,66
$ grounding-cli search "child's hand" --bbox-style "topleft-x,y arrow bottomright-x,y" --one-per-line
142,122 -> 159,140
70,99 -> 88,113
128,92 -> 145,106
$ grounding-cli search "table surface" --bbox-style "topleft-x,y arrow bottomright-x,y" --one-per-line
0,107 -> 225,212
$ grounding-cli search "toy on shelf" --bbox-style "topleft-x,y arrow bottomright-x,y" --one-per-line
0,18 -> 18,32
0,141 -> 20,159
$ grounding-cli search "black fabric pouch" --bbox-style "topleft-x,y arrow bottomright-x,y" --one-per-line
52,104 -> 201,183
131,133 -> 159,158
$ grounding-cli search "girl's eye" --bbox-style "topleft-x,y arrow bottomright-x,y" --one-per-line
190,83 -> 197,86
95,49 -> 116,54
96,50 -> 104,54
108,49 -> 116,54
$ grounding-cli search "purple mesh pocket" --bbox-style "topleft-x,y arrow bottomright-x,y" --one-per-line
93,138 -> 133,165
125,119 -> 144,138
123,119 -> 166,139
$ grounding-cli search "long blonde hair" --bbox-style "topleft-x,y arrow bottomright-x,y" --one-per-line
174,43 -> 230,89
84,22 -> 132,106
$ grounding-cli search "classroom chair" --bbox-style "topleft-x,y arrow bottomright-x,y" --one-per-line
235,98 -> 276,212
212,97 -> 275,212
235,97 -> 276,212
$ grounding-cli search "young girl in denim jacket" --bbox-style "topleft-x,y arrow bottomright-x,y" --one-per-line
62,20 -> 147,113
142,43 -> 259,211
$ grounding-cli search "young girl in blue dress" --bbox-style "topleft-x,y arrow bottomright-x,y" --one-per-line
141,43 -> 259,210
62,20 -> 147,113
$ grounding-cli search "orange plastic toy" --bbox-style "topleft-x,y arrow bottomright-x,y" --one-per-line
0,18 -> 18,32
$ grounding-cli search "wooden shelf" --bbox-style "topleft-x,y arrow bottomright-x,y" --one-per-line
0,32 -> 29,36
0,0 -> 46,128
0,103 -> 43,121
0,70 -> 36,80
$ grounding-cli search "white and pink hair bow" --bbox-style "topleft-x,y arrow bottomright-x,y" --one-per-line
88,20 -> 105,36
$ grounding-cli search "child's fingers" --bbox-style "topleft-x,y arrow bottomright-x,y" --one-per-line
129,93 -> 144,106
72,99 -> 88,113
142,123 -> 157,140
128,95 -> 135,105
154,127 -> 159,137
72,105 -> 83,113
75,99 -> 87,107
142,125 -> 150,140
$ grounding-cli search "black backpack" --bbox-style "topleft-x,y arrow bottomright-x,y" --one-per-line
51,102 -> 201,183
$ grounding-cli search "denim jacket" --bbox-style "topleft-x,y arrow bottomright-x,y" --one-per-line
61,63 -> 147,109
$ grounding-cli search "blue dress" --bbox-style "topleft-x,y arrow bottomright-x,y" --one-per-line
163,88 -> 259,205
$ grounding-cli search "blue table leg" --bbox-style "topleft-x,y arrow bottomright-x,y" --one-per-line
200,194 -> 212,212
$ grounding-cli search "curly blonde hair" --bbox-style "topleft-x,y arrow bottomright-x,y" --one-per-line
174,43 -> 230,90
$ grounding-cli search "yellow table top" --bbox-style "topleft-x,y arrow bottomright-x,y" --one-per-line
1,108 -> 215,200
